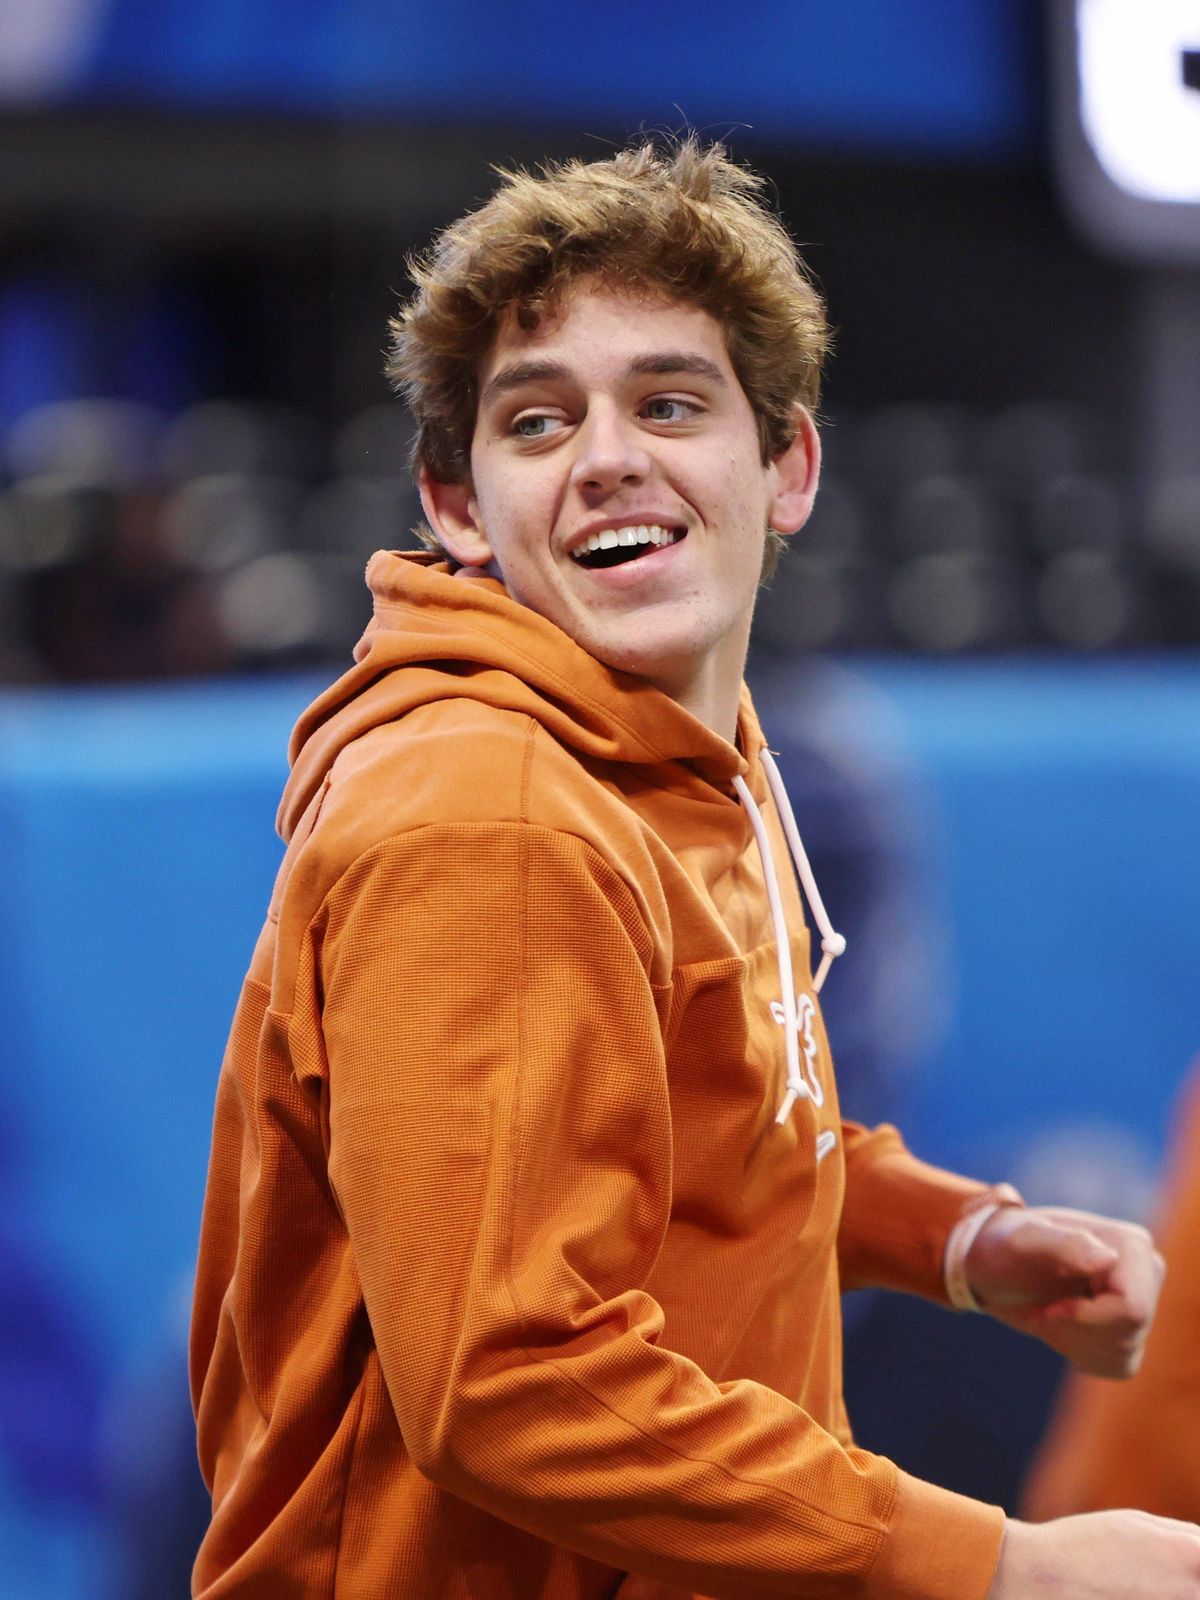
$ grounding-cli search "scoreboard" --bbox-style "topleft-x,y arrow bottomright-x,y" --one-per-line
1051,0 -> 1200,263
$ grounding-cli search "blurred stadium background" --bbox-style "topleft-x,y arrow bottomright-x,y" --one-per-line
1,1 -> 1198,1594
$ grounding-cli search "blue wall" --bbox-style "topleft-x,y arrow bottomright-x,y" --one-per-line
18,0 -> 1038,156
853,660 -> 1200,1180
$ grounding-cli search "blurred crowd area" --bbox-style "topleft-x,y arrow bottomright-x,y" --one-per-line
2,85 -> 1195,687
0,394 -> 418,682
3,389 -> 1199,685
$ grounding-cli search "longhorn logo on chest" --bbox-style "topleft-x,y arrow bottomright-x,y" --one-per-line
768,992 -> 825,1109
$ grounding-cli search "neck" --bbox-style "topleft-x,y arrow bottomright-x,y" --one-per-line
644,633 -> 749,747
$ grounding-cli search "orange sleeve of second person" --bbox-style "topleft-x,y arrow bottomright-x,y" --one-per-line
1022,1067 -> 1200,1524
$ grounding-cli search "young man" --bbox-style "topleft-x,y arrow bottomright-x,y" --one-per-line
190,139 -> 1196,1598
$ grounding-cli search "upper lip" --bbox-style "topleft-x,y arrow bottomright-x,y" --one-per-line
563,514 -> 686,557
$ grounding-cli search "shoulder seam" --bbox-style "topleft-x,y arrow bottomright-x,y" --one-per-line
311,821 -> 657,955
519,715 -> 539,824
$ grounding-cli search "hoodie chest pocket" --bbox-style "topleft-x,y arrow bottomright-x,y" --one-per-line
662,944 -> 843,1245
663,944 -> 839,1153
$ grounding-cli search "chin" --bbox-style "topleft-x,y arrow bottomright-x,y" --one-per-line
591,639 -> 701,685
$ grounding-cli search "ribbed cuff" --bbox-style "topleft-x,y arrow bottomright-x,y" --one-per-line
865,1470 -> 1006,1600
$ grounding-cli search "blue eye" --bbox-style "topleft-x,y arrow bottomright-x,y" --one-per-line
512,414 -> 558,438
643,398 -> 692,422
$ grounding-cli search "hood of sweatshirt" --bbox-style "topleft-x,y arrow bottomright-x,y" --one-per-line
277,549 -> 768,845
278,550 -> 846,1129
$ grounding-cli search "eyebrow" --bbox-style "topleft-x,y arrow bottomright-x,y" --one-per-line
480,360 -> 571,407
480,350 -> 728,408
628,352 -> 727,386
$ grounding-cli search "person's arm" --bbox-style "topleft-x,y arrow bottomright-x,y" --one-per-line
963,1146 -> 1200,1595
988,1511 -> 1200,1598
836,1121 -> 996,1300
838,1126 -> 1165,1379
1021,1065 -> 1200,1523
836,1124 -> 1198,1595
319,824 -> 1003,1600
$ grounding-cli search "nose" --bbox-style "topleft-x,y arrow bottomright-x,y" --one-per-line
569,402 -> 652,496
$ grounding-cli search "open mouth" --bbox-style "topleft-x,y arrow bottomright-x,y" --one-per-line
570,524 -> 686,570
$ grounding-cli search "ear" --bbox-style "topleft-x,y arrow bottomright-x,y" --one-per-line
418,468 -> 493,567
766,406 -> 821,537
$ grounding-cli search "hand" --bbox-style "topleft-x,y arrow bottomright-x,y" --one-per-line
988,1513 -> 1200,1600
964,1205 -> 1165,1377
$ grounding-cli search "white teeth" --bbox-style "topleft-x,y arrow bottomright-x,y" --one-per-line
571,523 -> 680,559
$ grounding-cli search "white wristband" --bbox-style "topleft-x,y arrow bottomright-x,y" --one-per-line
943,1202 -> 1004,1312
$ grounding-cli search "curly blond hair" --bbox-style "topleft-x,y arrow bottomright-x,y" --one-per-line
386,136 -> 829,576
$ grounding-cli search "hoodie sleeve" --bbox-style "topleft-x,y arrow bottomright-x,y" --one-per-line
320,823 -> 1004,1600
837,1122 -> 994,1302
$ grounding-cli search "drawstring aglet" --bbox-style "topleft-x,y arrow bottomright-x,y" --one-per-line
775,1086 -> 802,1126
812,931 -> 846,994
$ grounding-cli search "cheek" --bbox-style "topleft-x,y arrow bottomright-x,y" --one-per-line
474,458 -> 548,525
471,477 -> 519,543
470,443 -> 517,511
723,467 -> 771,540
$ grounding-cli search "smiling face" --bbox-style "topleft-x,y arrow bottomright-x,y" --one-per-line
421,284 -> 819,738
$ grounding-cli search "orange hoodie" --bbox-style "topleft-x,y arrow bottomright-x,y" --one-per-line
191,550 -> 1005,1599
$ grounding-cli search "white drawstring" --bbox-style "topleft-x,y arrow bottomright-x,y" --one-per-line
732,750 -> 846,1126
759,749 -> 847,993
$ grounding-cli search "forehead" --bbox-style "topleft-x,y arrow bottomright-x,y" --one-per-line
477,283 -> 735,390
